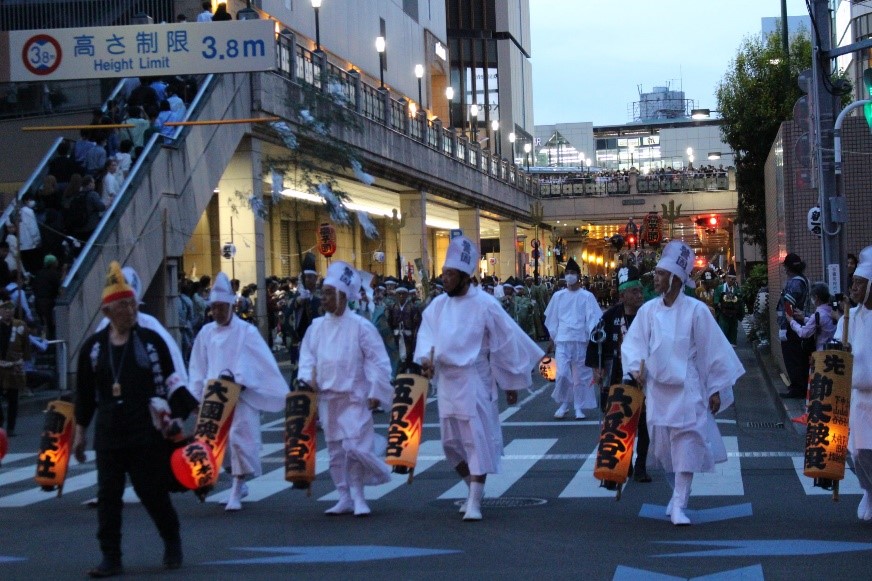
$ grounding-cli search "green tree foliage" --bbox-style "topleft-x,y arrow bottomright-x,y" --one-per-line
716,31 -> 812,250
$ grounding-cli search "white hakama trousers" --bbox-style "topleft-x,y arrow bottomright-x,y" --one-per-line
319,396 -> 391,490
229,399 -> 264,477
648,411 -> 726,474
551,340 -> 596,409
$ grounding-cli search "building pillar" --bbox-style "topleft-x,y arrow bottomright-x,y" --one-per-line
217,137 -> 267,334
398,190 -> 428,281
499,221 -> 518,280
457,207 -> 481,243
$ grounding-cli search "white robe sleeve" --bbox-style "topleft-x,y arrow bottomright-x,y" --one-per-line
621,303 -> 651,382
414,300 -> 438,364
187,330 -> 209,403
359,319 -> 394,408
543,291 -> 560,339
486,300 -> 545,391
693,300 -> 744,412
237,324 -> 288,412
297,319 -> 319,386
584,292 -> 603,336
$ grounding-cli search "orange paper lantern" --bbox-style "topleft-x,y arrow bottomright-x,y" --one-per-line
193,378 -> 243,469
538,356 -> 557,382
171,441 -> 218,490
804,350 -> 853,482
0,428 -> 7,461
284,383 -> 318,493
34,400 -> 75,492
386,373 -> 429,480
318,222 -> 337,257
593,383 -> 644,487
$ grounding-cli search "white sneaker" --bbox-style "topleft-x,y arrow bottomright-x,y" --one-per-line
554,404 -> 569,419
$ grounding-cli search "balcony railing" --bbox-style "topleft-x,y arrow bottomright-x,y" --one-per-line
273,30 -> 538,196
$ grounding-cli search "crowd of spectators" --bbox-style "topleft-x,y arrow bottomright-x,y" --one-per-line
538,164 -> 733,198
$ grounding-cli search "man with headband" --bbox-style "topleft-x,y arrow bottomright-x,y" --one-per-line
621,240 -> 744,525
298,261 -> 393,516
836,246 -> 872,521
415,236 -> 543,521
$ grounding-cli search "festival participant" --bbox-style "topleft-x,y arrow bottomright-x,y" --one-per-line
0,299 -> 29,438
585,265 -> 651,484
714,265 -> 744,346
298,262 -> 392,516
415,236 -> 543,521
188,272 -> 287,511
73,262 -> 197,576
836,246 -> 872,521
544,258 -> 602,419
621,241 -> 745,526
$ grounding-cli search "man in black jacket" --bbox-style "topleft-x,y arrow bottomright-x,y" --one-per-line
585,265 -> 651,483
73,262 -> 198,577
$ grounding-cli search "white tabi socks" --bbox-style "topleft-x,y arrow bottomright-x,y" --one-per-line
349,465 -> 371,517
858,490 -> 872,521
670,472 -> 692,526
459,476 -> 471,513
225,476 -> 249,512
463,481 -> 485,521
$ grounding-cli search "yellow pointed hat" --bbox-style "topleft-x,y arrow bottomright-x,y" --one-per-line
102,261 -> 135,306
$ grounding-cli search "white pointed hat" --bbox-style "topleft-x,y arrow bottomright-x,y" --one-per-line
656,240 -> 696,288
442,235 -> 479,276
323,261 -> 359,299
209,272 -> 236,305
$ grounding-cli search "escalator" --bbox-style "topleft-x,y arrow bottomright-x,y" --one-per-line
10,71 -> 255,375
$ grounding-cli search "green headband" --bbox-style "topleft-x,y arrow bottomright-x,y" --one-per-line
618,280 -> 642,292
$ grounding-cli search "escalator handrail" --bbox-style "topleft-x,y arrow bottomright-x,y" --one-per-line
58,74 -> 217,300
1,136 -> 65,228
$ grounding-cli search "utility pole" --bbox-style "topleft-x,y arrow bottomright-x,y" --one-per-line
811,0 -> 847,296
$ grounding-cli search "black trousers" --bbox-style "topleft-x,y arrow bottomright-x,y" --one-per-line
0,389 -> 19,434
95,444 -> 180,560
636,407 -> 650,469
782,332 -> 809,394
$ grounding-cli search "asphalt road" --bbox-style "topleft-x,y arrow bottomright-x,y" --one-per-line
2,332 -> 871,581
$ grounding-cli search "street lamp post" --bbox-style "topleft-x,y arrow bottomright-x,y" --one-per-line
311,0 -> 322,53
524,142 -> 532,170
490,119 -> 500,156
509,132 -> 516,164
470,103 -> 479,143
375,36 -> 386,89
414,64 -> 424,108
445,86 -> 454,130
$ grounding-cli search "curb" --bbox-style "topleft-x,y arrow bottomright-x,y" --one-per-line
751,343 -> 804,436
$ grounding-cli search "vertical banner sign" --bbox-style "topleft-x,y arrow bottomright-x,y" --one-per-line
3,20 -> 276,83
193,378 -> 242,470
594,383 -> 644,488
34,400 -> 75,494
284,384 -> 317,493
804,350 -> 853,481
385,374 -> 428,482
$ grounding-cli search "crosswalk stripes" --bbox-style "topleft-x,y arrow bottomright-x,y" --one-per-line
439,439 -> 557,500
0,435 -> 868,507
790,456 -> 863,495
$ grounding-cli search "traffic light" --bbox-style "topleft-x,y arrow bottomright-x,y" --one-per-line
864,69 -> 872,131
694,214 -> 719,234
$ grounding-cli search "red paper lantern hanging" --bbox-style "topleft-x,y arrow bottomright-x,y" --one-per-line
538,355 -> 557,382
0,428 -> 7,461
171,441 -> 218,490
318,222 -> 337,258
645,212 -> 662,246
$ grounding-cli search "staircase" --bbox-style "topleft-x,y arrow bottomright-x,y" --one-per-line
54,72 -> 254,372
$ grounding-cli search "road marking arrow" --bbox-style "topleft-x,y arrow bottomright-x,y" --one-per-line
639,503 -> 752,524
653,539 -> 872,557
203,545 -> 461,565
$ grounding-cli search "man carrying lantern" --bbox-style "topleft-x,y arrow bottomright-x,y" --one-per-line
544,258 -> 603,420
837,245 -> 872,521
714,265 -> 744,347
73,262 -> 199,577
415,235 -> 543,521
298,261 -> 393,516
621,241 -> 744,526
585,265 -> 651,484
188,272 -> 288,511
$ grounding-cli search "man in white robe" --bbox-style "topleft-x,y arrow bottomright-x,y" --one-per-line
298,262 -> 393,517
621,241 -> 744,525
544,258 -> 603,419
188,272 -> 288,511
415,236 -> 543,521
837,245 -> 872,521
